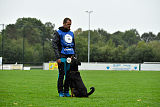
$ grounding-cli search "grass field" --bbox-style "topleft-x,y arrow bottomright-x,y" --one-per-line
0,70 -> 160,107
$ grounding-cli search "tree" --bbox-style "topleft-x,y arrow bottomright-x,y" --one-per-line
74,28 -> 83,36
135,41 -> 154,62
141,32 -> 156,42
122,29 -> 140,46
113,45 -> 125,62
148,41 -> 160,61
111,31 -> 126,47
156,32 -> 160,41
1,17 -> 56,64
74,31 -> 88,62
19,19 -> 44,44
124,45 -> 137,62
97,28 -> 110,41
5,24 -> 20,40
44,22 -> 55,41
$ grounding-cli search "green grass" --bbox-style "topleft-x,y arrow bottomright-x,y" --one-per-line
0,70 -> 160,107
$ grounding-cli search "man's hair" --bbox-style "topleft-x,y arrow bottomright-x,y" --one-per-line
63,18 -> 71,24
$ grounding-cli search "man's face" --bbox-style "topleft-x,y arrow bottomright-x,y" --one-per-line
63,20 -> 71,30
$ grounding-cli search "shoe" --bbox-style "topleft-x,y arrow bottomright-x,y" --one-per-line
59,92 -> 64,97
64,91 -> 71,97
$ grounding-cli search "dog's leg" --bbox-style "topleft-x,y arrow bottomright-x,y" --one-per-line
71,88 -> 74,97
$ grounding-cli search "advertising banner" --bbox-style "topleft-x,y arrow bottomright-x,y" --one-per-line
49,62 -> 58,70
106,64 -> 139,71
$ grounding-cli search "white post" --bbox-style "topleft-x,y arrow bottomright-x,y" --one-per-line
85,11 -> 93,63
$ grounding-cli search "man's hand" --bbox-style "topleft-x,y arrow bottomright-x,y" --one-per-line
57,59 -> 61,63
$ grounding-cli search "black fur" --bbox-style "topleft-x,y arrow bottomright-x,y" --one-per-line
69,58 -> 95,97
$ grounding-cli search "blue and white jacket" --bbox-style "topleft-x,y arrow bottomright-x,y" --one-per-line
52,26 -> 76,59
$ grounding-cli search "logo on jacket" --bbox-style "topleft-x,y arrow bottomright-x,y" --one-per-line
64,34 -> 72,43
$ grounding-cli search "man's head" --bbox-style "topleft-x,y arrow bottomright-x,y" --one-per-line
63,18 -> 71,30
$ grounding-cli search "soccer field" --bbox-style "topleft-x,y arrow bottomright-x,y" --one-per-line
0,70 -> 160,107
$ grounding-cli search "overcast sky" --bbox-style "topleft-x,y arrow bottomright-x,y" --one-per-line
0,0 -> 160,35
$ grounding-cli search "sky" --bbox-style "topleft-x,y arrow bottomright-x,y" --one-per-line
0,0 -> 160,35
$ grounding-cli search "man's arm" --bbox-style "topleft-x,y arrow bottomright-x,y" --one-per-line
52,31 -> 61,60
73,37 -> 77,58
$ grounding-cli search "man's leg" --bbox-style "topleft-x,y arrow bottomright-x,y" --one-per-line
57,62 -> 65,93
64,63 -> 71,97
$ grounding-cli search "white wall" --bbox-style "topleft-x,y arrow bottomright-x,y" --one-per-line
43,63 -> 49,70
141,64 -> 160,71
0,64 -> 23,70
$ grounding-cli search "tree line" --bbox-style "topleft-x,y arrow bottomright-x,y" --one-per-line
0,17 -> 160,65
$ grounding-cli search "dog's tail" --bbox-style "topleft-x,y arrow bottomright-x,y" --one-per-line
87,87 -> 95,96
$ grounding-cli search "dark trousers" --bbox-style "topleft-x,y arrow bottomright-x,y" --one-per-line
57,58 -> 70,93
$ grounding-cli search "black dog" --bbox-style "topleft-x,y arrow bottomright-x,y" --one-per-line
69,58 -> 95,97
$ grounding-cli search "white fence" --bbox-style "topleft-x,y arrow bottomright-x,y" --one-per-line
0,62 -> 160,71
42,62 -> 160,71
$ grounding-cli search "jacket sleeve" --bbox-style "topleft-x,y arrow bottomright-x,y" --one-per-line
52,31 -> 61,59
73,36 -> 77,58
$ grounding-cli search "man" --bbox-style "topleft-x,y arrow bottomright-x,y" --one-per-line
52,18 -> 76,97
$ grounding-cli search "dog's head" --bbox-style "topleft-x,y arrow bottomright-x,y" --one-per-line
70,57 -> 81,71
71,57 -> 81,66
